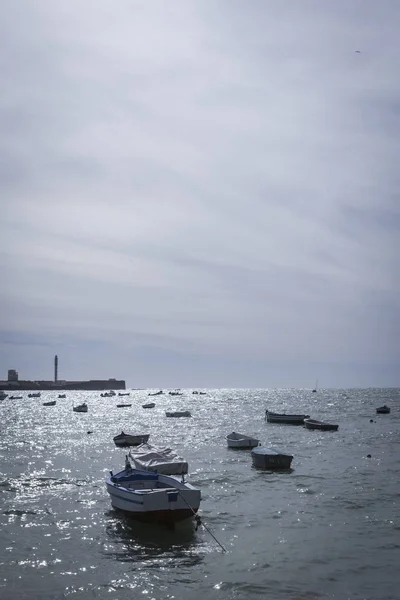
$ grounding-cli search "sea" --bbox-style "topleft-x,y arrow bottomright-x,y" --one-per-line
0,388 -> 399,600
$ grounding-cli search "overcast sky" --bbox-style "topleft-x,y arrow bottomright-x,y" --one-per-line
1,1 -> 399,388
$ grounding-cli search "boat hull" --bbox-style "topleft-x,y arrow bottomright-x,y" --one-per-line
251,448 -> 293,470
113,434 -> 150,447
266,411 -> 309,425
165,411 -> 191,418
111,505 -> 196,523
73,404 -> 88,413
227,439 -> 259,449
304,419 -> 338,431
376,406 -> 390,414
227,433 -> 259,449
106,473 -> 200,524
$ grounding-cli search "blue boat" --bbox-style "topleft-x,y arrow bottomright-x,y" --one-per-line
251,447 -> 293,470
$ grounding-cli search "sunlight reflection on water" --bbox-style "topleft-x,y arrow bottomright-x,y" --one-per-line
0,387 -> 399,599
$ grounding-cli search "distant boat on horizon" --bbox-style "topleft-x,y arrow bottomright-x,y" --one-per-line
312,379 -> 318,393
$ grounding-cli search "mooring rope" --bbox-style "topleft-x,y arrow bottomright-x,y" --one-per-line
177,489 -> 226,552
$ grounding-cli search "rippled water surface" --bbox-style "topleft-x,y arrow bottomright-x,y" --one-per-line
0,388 -> 399,600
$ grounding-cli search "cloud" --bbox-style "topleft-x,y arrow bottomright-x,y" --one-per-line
1,0 -> 399,386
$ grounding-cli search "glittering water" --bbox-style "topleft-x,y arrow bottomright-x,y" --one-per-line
0,388 -> 399,600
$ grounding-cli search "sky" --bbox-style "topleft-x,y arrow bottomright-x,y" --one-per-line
1,0 -> 399,388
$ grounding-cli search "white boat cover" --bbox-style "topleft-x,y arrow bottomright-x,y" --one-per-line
129,443 -> 188,475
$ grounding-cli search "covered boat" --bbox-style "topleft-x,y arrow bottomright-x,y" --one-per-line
142,402 -> 155,409
43,400 -> 56,406
265,410 -> 309,425
226,432 -> 260,449
166,410 -> 191,418
376,405 -> 390,414
73,403 -> 88,413
251,447 -> 293,470
128,443 -> 188,475
113,432 -> 150,447
304,418 -> 338,431
105,457 -> 201,523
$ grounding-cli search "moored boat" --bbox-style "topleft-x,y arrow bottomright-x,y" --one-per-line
116,403 -> 132,408
58,394 -> 66,398
142,402 -> 155,409
226,432 -> 260,449
128,443 -> 188,475
148,390 -> 163,396
166,410 -> 191,418
73,403 -> 88,413
105,457 -> 201,523
113,432 -> 150,447
9,395 -> 23,400
376,405 -> 390,414
0,391 -> 8,400
43,400 -> 56,406
28,392 -> 41,398
251,447 -> 293,470
265,410 -> 309,424
304,418 -> 338,431
118,392 -> 130,396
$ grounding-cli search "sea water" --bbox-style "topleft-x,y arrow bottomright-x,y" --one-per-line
0,388 -> 398,600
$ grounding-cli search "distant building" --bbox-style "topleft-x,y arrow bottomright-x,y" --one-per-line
8,369 -> 18,382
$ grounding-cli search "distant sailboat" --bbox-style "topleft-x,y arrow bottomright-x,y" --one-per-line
312,380 -> 318,393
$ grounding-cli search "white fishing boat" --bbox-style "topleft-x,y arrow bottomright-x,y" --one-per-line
226,432 -> 260,449
105,457 -> 201,523
265,410 -> 309,425
165,410 -> 191,418
128,443 -> 188,475
73,402 -> 88,413
113,432 -> 150,447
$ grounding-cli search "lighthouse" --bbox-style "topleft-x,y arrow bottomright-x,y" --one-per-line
54,355 -> 58,383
